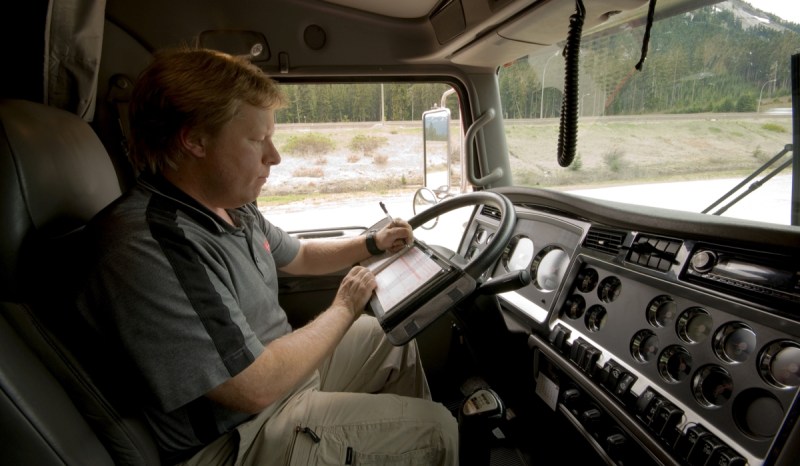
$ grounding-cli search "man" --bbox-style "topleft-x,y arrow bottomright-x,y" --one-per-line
77,47 -> 458,465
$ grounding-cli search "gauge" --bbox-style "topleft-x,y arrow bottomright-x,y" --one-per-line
532,247 -> 570,292
713,322 -> 756,364
502,236 -> 534,272
575,267 -> 599,293
562,294 -> 586,320
584,305 -> 607,332
646,295 -> 676,328
677,307 -> 712,344
692,365 -> 733,408
658,345 -> 692,383
759,340 -> 800,388
631,330 -> 659,363
597,276 -> 622,303
474,227 -> 488,244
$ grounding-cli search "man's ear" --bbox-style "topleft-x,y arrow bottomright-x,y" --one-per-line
179,126 -> 207,158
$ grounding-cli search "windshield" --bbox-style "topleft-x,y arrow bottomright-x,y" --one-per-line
500,0 -> 797,227
262,82 -> 470,249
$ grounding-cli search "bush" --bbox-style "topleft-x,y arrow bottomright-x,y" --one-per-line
603,149 -> 625,173
735,94 -> 756,112
282,133 -> 335,155
568,154 -> 582,172
292,166 -> 324,178
348,134 -> 388,155
761,123 -> 786,133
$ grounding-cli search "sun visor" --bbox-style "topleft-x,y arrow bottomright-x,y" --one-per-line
499,0 -> 647,44
451,0 -> 648,66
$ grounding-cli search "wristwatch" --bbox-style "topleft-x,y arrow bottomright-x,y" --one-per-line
365,229 -> 384,255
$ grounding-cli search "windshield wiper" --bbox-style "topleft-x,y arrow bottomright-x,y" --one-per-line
702,144 -> 793,216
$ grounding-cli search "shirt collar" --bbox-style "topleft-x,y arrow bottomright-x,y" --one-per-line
138,172 -> 252,234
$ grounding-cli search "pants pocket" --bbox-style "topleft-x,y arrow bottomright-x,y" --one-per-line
287,424 -> 445,466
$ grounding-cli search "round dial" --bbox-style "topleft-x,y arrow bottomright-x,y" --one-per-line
585,305 -> 607,332
658,345 -> 692,383
714,322 -> 756,364
575,267 -> 599,293
677,307 -> 713,344
693,365 -> 733,408
502,236 -> 534,272
759,340 -> 800,388
597,276 -> 622,303
532,247 -> 570,292
562,294 -> 586,320
631,330 -> 659,363
646,295 -> 677,328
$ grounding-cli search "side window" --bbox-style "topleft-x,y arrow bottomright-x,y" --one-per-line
260,82 -> 467,248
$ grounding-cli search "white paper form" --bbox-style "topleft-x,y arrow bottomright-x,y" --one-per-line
368,246 -> 442,312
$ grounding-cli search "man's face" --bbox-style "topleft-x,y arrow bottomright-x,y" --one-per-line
201,104 -> 280,209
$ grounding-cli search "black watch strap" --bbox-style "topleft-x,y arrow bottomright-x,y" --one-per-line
365,229 -> 384,255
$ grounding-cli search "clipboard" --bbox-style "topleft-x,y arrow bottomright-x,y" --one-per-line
363,240 -> 471,344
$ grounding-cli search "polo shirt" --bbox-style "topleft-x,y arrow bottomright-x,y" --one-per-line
76,173 -> 301,460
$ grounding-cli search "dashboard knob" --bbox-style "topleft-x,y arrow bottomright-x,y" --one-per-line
690,250 -> 716,273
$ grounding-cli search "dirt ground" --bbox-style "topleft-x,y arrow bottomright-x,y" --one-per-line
262,114 -> 793,199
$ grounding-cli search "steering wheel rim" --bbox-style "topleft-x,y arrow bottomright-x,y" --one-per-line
407,191 -> 516,279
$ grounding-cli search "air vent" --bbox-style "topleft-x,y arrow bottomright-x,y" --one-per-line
627,235 -> 682,272
583,228 -> 626,255
481,205 -> 501,220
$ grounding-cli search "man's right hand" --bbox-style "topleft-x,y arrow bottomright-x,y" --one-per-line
333,266 -> 376,320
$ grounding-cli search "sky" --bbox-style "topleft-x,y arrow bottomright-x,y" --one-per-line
745,0 -> 800,24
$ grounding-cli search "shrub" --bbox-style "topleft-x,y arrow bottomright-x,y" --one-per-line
752,145 -> 768,163
735,94 -> 756,112
761,123 -> 786,133
603,149 -> 625,172
282,133 -> 335,155
348,134 -> 388,155
292,166 -> 324,178
568,154 -> 582,172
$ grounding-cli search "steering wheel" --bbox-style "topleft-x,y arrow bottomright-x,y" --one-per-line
377,191 -> 517,345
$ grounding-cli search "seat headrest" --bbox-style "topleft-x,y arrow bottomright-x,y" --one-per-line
0,99 -> 122,300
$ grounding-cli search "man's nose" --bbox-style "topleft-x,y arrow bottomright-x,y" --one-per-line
264,142 -> 281,165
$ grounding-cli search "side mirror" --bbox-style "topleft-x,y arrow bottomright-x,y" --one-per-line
421,107 -> 452,197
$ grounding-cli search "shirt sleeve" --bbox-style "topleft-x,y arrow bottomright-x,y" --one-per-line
248,203 -> 300,267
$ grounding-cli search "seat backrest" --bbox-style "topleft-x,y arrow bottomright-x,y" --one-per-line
0,99 -> 162,465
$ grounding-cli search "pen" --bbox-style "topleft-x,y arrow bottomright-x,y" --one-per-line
379,201 -> 393,224
379,201 -> 410,248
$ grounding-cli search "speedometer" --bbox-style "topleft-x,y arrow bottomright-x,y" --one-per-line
502,236 -> 534,272
532,246 -> 570,292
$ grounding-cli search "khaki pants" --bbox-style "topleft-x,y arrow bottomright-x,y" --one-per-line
182,316 -> 459,466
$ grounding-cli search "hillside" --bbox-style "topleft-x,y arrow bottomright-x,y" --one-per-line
506,114 -> 793,189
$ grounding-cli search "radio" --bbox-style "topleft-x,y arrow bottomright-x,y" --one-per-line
684,246 -> 800,310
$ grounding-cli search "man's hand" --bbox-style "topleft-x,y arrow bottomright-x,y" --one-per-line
377,218 -> 413,253
333,266 -> 377,319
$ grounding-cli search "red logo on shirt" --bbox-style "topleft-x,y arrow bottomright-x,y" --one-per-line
263,240 -> 271,253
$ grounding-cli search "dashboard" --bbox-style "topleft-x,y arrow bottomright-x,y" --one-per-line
458,187 -> 800,466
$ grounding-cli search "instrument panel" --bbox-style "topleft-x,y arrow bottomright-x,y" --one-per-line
460,189 -> 800,466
